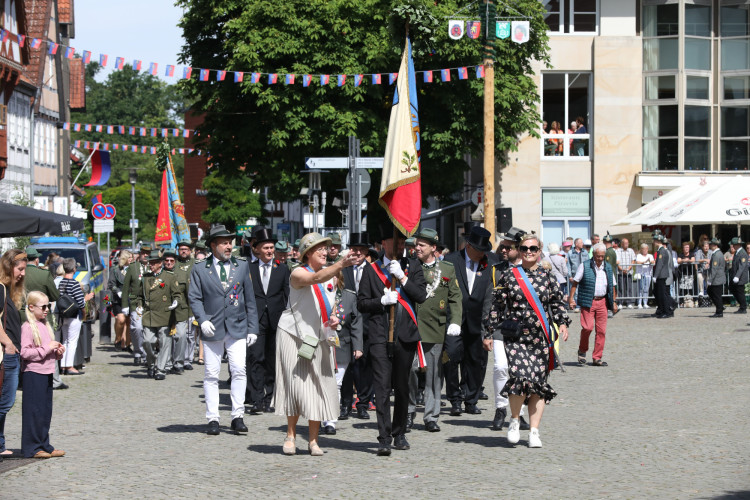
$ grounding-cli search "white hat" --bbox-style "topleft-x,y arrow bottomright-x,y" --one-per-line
584,239 -> 592,246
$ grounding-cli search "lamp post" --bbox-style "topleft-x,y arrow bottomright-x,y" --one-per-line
129,169 -> 137,248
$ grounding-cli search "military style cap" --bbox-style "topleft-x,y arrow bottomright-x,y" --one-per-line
710,237 -> 721,245
275,241 -> 289,252
162,248 -> 177,258
140,244 -> 152,254
299,232 -> 332,261
414,227 -> 440,246
194,240 -> 207,250
328,232 -> 342,246
148,249 -> 163,261
293,239 -> 301,249
405,237 -> 416,247
653,234 -> 664,242
603,234 -> 613,243
730,236 -> 744,245
25,247 -> 41,260
177,240 -> 193,249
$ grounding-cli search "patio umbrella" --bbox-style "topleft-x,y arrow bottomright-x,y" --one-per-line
0,201 -> 85,237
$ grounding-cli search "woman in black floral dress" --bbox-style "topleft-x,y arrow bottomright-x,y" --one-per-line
486,234 -> 570,448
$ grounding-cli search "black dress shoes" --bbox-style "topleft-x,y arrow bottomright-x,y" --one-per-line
249,403 -> 263,415
53,383 -> 69,391
415,390 -> 425,407
393,435 -> 410,450
263,403 -> 275,413
133,357 -> 141,366
449,402 -> 462,416
183,364 -> 194,371
519,416 -> 530,431
154,372 -> 166,381
169,367 -> 184,375
377,444 -> 391,456
323,425 -> 336,435
492,407 -> 507,431
406,412 -> 415,432
339,406 -> 351,420
207,420 -> 220,436
478,391 -> 489,400
735,309 -> 747,314
465,403 -> 481,415
231,417 -> 248,435
709,312 -> 723,318
425,421 -> 440,432
356,408 -> 370,420
146,367 -> 155,378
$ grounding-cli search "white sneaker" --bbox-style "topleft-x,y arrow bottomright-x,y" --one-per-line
627,304 -> 634,309
637,304 -> 643,309
528,427 -> 543,448
507,418 -> 520,444
643,304 -> 650,309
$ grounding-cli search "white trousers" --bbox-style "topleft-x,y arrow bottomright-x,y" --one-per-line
492,339 -> 509,409
204,336 -> 246,422
62,317 -> 82,367
323,358 -> 349,428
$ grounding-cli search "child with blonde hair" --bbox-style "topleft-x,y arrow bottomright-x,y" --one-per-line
20,291 -> 65,458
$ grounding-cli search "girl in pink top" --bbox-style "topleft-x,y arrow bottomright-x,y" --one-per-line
20,291 -> 65,458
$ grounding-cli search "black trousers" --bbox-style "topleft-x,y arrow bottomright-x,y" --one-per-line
708,285 -> 724,313
22,371 -> 54,458
654,278 -> 670,315
730,283 -> 747,311
350,345 -> 374,410
370,339 -> 416,444
443,332 -> 487,405
246,328 -> 276,406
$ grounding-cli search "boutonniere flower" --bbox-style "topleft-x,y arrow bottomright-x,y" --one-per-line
159,282 -> 165,288
442,276 -> 450,282
326,283 -> 334,292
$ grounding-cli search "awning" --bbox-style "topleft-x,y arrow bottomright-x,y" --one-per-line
0,201 -> 85,237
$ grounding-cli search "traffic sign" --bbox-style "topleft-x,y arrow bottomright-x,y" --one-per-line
104,204 -> 116,219
306,157 -> 348,169
357,169 -> 372,196
355,157 -> 384,169
471,189 -> 483,206
92,203 -> 106,219
94,219 -> 114,233
129,219 -> 139,229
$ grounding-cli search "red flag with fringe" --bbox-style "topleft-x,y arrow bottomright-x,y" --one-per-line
154,170 -> 172,244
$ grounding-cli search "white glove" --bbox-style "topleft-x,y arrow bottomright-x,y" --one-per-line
247,333 -> 258,346
167,300 -> 179,311
388,260 -> 405,281
733,277 -> 739,283
707,281 -> 711,287
447,324 -> 461,336
201,320 -> 216,338
117,291 -> 122,298
380,288 -> 399,306
121,307 -> 129,316
136,306 -> 143,315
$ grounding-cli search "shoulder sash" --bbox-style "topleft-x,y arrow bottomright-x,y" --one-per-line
303,266 -> 332,323
512,267 -> 556,372
372,260 -> 417,326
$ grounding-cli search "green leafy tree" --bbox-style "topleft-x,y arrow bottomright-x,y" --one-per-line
177,0 -> 549,224
80,185 -> 158,245
201,171 -> 262,232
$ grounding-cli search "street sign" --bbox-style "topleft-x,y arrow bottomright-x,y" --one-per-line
357,169 -> 372,196
236,224 -> 253,234
303,213 -> 325,228
306,157 -> 384,169
276,223 -> 290,232
355,157 -> 384,169
104,204 -> 116,219
94,219 -> 114,233
92,203 -> 106,220
129,219 -> 139,229
358,199 -> 368,211
306,157 -> 348,169
471,189 -> 484,206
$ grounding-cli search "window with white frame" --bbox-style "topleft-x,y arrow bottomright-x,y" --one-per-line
542,0 -> 598,34
540,72 -> 591,159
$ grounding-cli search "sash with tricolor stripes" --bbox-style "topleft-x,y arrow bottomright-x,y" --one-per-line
303,266 -> 333,322
512,267 -> 558,372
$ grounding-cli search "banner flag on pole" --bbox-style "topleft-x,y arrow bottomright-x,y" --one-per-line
99,54 -> 108,66
154,170 -> 172,245
182,66 -> 192,79
84,150 -> 112,187
303,74 -> 312,87
378,36 -> 422,237
372,73 -> 382,85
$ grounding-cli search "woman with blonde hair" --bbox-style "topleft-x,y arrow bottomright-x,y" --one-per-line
21,291 -> 65,458
0,248 -> 27,457
108,250 -> 132,351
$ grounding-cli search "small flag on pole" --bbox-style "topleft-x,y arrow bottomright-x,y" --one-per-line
99,54 -> 108,67
320,74 -> 330,85
268,73 -> 278,84
132,60 -> 142,71
149,62 -> 158,76
115,57 -> 124,70
182,66 -> 192,79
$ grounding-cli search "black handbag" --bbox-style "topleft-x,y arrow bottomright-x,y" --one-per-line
499,318 -> 522,342
56,293 -> 80,319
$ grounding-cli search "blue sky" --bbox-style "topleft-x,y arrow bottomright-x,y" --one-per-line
73,0 -> 184,83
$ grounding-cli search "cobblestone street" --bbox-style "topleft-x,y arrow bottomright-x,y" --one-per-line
1,308 -> 749,499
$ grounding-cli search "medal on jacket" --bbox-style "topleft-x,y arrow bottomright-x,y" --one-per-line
231,282 -> 240,306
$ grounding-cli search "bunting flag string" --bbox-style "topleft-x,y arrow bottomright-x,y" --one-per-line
72,140 -> 204,156
0,27 -> 484,87
63,122 -> 194,138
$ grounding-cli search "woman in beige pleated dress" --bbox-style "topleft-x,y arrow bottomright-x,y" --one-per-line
273,232 -> 356,456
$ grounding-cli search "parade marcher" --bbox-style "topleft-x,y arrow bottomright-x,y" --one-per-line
163,247 -> 191,374
338,233 -> 373,420
407,228 -> 462,433
444,225 -> 495,417
247,227 -> 290,414
486,233 -> 570,448
240,229 -> 256,261
405,238 -> 417,259
568,243 -> 615,366
652,235 -> 674,318
175,241 -> 197,370
108,251 -> 131,353
0,248 -> 27,458
326,233 -> 343,265
275,241 -> 289,264
357,221 -> 427,456
603,234 -> 618,317
707,238 -> 726,318
273,232 -> 357,456
122,246 -> 152,365
137,250 -> 180,380
188,225 -> 259,436
729,237 -> 748,314
287,239 -> 301,271
58,258 -> 93,375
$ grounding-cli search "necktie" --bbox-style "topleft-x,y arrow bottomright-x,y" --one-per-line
262,263 -> 270,294
219,261 -> 227,284
354,266 -> 361,292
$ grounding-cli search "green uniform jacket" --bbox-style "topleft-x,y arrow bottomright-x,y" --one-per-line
121,262 -> 147,310
172,257 -> 194,322
22,264 -> 60,322
137,269 -> 181,328
416,260 -> 463,344
605,248 -> 618,284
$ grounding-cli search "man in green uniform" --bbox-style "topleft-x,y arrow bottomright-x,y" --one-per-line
287,239 -> 300,271
406,228 -> 463,433
136,250 -> 180,380
274,241 -> 289,264
327,233 -> 343,265
603,234 -> 619,316
163,247 -> 191,374
175,241 -> 197,370
121,245 -> 151,365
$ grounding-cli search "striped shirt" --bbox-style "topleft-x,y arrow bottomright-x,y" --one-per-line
58,278 -> 85,309
616,248 -> 636,273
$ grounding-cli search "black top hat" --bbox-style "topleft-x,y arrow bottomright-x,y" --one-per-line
349,232 -> 370,247
205,224 -> 236,246
465,226 -> 492,253
252,227 -> 277,247
378,220 -> 405,241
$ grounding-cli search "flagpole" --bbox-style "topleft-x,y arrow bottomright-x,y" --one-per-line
70,147 -> 98,192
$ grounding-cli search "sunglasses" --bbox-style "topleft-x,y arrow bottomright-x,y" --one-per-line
33,304 -> 50,310
519,245 -> 540,253
498,245 -> 513,251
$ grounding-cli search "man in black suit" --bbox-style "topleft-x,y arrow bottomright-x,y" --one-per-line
444,225 -> 496,416
340,232 -> 374,420
358,222 -> 427,456
247,227 -> 290,413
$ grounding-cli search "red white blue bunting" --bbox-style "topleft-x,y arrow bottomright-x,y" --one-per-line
64,122 -> 193,138
72,140 -> 204,156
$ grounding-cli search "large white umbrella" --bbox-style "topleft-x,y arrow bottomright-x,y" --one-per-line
614,176 -> 750,227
